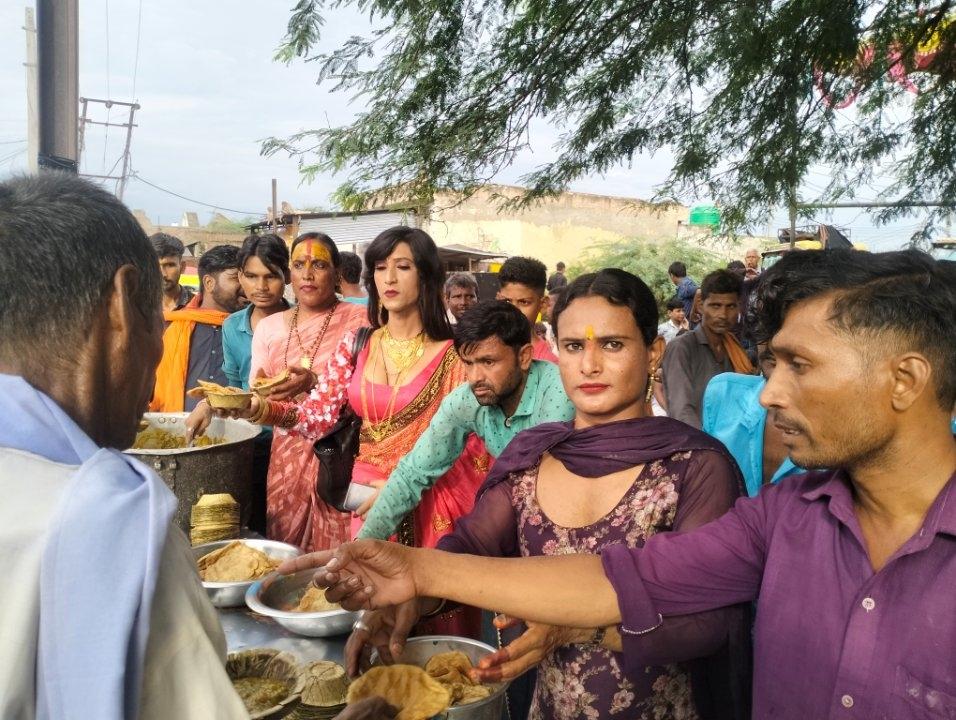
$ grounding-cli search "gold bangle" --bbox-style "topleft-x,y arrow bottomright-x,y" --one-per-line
249,398 -> 270,424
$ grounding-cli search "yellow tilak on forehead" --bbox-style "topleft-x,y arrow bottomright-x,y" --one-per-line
292,240 -> 332,264
584,325 -> 595,341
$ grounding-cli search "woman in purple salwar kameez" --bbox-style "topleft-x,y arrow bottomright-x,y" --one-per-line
344,269 -> 750,720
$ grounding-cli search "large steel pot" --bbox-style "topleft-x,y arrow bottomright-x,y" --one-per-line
125,412 -> 260,533
372,636 -> 509,720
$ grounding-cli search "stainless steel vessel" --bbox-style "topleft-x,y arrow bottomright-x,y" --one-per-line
245,567 -> 359,637
372,636 -> 509,720
125,412 -> 260,532
193,539 -> 301,608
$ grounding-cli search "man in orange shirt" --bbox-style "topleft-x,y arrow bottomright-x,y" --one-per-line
150,245 -> 245,412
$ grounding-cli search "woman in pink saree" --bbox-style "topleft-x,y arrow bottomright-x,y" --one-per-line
254,227 -> 489,638
190,232 -> 366,552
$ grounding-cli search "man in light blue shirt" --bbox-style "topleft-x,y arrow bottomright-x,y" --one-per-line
702,346 -> 804,496
358,301 -> 575,540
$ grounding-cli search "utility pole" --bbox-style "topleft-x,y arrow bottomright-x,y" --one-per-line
78,98 -> 140,199
37,0 -> 79,173
271,178 -> 279,233
24,8 -> 39,173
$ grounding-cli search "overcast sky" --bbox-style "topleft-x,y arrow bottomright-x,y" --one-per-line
0,1 -> 937,249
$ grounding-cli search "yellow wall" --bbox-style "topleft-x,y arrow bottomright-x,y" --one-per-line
423,185 -> 689,262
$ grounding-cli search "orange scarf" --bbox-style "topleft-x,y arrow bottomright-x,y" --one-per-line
722,332 -> 755,375
149,304 -> 229,412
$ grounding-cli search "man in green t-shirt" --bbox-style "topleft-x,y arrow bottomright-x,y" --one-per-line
357,300 -> 575,540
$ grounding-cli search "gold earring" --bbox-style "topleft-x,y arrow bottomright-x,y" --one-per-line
645,370 -> 657,403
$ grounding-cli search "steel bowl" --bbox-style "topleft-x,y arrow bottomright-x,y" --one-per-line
371,636 -> 509,720
193,539 -> 302,608
125,412 -> 261,532
245,568 -> 359,637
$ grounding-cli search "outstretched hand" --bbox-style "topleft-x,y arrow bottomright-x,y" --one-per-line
183,401 -> 212,444
276,540 -> 420,611
471,615 -> 585,683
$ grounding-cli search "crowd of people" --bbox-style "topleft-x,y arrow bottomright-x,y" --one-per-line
0,172 -> 954,720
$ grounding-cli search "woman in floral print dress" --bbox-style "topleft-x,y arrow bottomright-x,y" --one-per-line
343,268 -> 749,720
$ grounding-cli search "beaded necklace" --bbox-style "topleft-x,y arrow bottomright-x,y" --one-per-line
283,301 -> 338,370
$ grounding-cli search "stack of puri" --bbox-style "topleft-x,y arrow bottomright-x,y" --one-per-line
291,661 -> 350,719
190,493 -> 240,546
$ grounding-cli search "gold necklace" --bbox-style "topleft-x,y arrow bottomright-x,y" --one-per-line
361,341 -> 400,442
284,301 -> 338,370
380,325 -> 424,374
361,330 -> 420,442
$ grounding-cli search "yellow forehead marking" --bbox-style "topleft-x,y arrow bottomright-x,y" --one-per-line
584,325 -> 595,341
292,240 -> 332,264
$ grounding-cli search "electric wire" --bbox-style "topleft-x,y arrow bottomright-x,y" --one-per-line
129,170 -> 261,215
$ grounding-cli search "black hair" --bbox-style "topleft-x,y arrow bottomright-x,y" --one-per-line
291,232 -> 341,268
238,234 -> 290,283
755,249 -> 956,408
556,262 -> 566,271
726,260 -> 746,278
700,268 -> 743,300
362,226 -> 453,340
0,173 -> 161,365
552,268 -> 659,346
665,298 -> 685,311
453,300 -> 532,355
339,251 -> 363,284
498,256 -> 547,293
668,261 -> 687,278
198,244 -> 240,284
444,271 -> 478,295
150,232 -> 185,259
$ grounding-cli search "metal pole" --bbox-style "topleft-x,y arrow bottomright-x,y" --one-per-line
37,0 -> 79,173
796,200 -> 956,209
788,200 -> 797,251
24,8 -> 39,173
77,97 -> 88,163
272,178 -> 278,233
116,104 -> 139,200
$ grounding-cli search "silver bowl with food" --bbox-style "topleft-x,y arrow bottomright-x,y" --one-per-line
245,567 -> 359,637
370,636 -> 509,720
193,539 -> 301,608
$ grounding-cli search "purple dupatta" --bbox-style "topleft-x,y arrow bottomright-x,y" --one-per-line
479,415 -> 744,496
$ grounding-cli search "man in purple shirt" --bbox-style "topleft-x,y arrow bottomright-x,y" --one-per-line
283,249 -> 956,720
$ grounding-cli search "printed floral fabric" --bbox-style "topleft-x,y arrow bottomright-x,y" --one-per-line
290,332 -> 356,440
513,453 -> 700,720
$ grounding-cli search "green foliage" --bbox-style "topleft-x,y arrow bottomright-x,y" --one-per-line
567,238 -> 724,319
266,0 -> 956,229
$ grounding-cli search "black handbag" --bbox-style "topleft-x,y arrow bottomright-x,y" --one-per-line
314,326 -> 372,512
